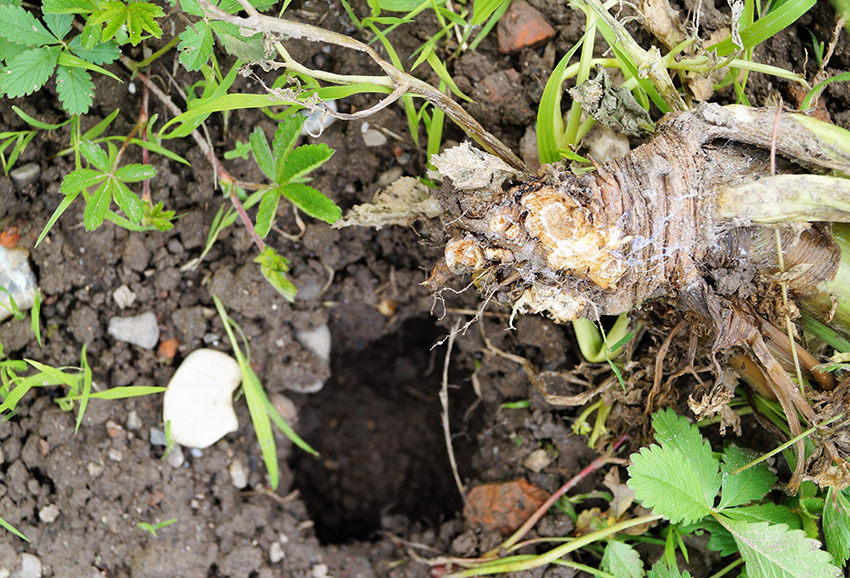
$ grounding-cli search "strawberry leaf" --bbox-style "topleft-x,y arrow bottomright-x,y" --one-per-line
0,5 -> 58,46
652,408 -> 721,504
60,168 -> 106,195
272,116 -> 304,175
250,126 -> 274,180
111,179 -> 144,223
67,35 -> 120,65
278,143 -> 334,184
114,163 -> 156,182
718,444 -> 777,509
55,65 -> 94,115
79,141 -> 111,172
255,187 -> 281,238
44,13 -> 74,41
601,540 -> 644,578
254,247 -> 297,302
0,46 -> 60,97
84,180 -> 111,230
177,20 -> 213,72
280,183 -> 341,224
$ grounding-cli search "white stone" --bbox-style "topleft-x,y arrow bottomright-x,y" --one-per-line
301,100 -> 337,136
10,553 -> 42,578
523,449 -> 552,473
125,410 -> 142,431
362,129 -> 388,147
38,504 -> 60,523
87,462 -> 104,477
9,162 -> 40,190
311,564 -> 328,578
295,325 -> 331,363
0,246 -> 37,323
269,542 -> 284,563
108,311 -> 159,349
166,445 -> 184,468
229,458 -> 248,489
162,349 -> 242,449
107,448 -> 122,462
113,285 -> 137,309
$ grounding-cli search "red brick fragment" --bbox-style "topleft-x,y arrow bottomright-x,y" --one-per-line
497,1 -> 556,54
158,337 -> 179,359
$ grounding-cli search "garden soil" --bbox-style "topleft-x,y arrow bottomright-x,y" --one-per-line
0,1 -> 848,577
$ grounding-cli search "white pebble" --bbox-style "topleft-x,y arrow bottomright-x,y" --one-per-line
269,542 -> 284,563
107,448 -> 122,462
311,564 -> 328,578
10,553 -> 42,578
166,445 -> 184,468
125,410 -> 142,431
38,504 -> 60,523
87,462 -> 104,477
362,129 -> 388,147
0,246 -> 37,323
229,458 -> 248,489
128,82 -> 136,94
113,285 -> 137,309
523,449 -> 552,473
295,325 -> 331,363
162,349 -> 242,448
108,311 -> 159,349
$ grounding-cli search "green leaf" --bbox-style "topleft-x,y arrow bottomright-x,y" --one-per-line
717,516 -> 840,578
471,0 -> 506,24
250,126 -> 274,180
278,143 -> 334,184
55,65 -> 94,115
210,21 -> 264,62
114,163 -> 156,182
67,35 -> 120,65
647,562 -> 692,578
709,0 -> 816,56
718,445 -> 777,509
602,540 -> 644,578
44,13 -> 74,40
177,20 -> 213,72
81,108 -> 120,140
0,5 -> 58,46
79,141 -> 111,171
172,0 -> 203,16
59,168 -> 106,194
255,187 -> 281,239
42,0 -> 98,14
89,0 -> 163,45
724,503 -> 803,529
628,443 -> 713,525
0,46 -> 60,97
57,51 -> 120,82
823,488 -> 850,567
36,192 -> 78,247
110,179 -> 143,223
84,180 -> 111,230
30,289 -> 42,348
75,344 -> 92,433
80,20 -> 100,49
254,247 -> 297,301
0,38 -> 26,62
0,515 -> 27,542
12,105 -> 72,130
272,116 -> 304,173
280,183 -> 341,224
219,0 -> 279,12
652,409 -> 721,503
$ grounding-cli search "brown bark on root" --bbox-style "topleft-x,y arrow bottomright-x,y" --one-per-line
428,103 -> 850,492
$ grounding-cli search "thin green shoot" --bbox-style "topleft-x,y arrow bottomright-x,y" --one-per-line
224,140 -> 252,160
137,518 -> 177,537
0,515 -> 27,541
706,558 -> 745,578
501,400 -> 530,410
31,290 -> 42,348
709,0 -> 816,55
161,420 -> 176,462
0,287 -> 26,321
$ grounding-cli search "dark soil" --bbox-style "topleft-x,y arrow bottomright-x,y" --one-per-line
1,0 -> 848,577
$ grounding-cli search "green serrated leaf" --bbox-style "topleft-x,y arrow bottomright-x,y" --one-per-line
44,13 -> 74,40
718,445 -> 777,509
114,164 -> 156,182
219,0 -> 278,13
823,488 -> 850,568
210,20 -> 264,62
652,408 -> 721,503
79,141 -> 111,172
84,180 -> 111,230
177,20 -> 213,71
125,0 -> 163,44
280,183 -> 341,224
628,444 -> 713,525
724,503 -> 803,529
278,143 -> 334,184
55,65 -> 94,115
172,0 -> 203,16
718,516 -> 840,578
67,35 -> 120,65
254,247 -> 296,301
0,46 -> 60,97
110,179 -> 143,223
647,562 -> 692,578
80,20 -> 100,49
0,37 -> 25,62
250,126 -> 274,180
272,116 -> 304,173
0,5 -> 58,46
42,0 -> 98,14
255,187 -> 281,238
60,168 -> 105,195
602,540 -> 644,578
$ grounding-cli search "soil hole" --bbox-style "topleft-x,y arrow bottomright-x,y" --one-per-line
289,318 -> 474,544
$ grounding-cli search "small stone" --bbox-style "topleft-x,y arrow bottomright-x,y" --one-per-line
377,166 -> 403,187
269,542 -> 284,564
190,448 -> 202,458
158,337 -> 179,359
519,124 -> 541,172
105,420 -> 124,438
311,564 -> 328,578
126,410 -> 143,431
10,553 -> 42,578
0,245 -> 37,323
270,394 -> 298,424
37,440 -> 48,456
108,311 -> 159,349
362,125 -> 388,147
26,480 -> 39,495
38,504 -> 60,523
497,0 -> 555,54
167,239 -> 184,254
162,349 -> 242,449
112,285 -> 137,309
166,445 -> 184,468
295,324 -> 331,363
107,448 -> 122,462
523,449 -> 552,473
149,427 -> 167,446
9,162 -> 41,190
301,100 -> 337,136
0,446 -> 4,464
87,462 -> 104,477
229,458 -> 249,489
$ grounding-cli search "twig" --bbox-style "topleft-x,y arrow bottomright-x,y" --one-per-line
198,0 -> 528,172
441,317 -> 466,500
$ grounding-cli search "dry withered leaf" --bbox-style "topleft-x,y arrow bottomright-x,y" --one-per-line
463,478 -> 550,535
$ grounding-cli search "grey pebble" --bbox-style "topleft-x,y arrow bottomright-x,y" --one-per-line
167,239 -> 184,254
166,445 -> 184,468
10,553 -> 42,578
149,427 -> 167,446
9,162 -> 41,190
108,311 -> 159,349
125,410 -> 142,431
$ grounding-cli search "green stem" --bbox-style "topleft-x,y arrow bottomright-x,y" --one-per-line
125,36 -> 181,73
563,9 -> 597,147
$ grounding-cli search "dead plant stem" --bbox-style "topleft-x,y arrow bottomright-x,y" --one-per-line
441,317 -> 466,501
